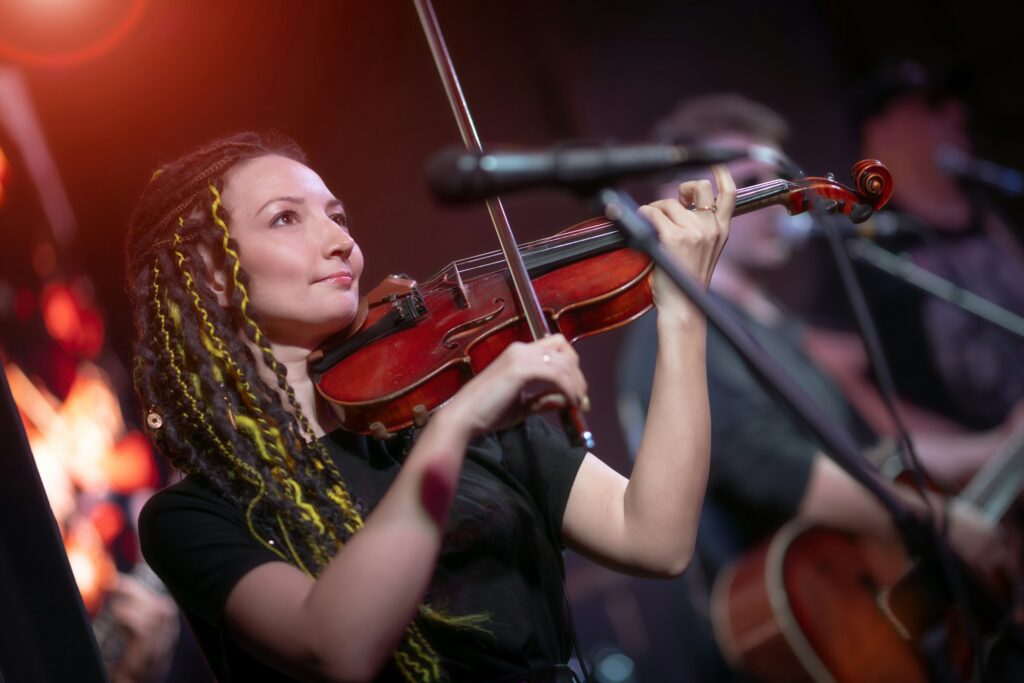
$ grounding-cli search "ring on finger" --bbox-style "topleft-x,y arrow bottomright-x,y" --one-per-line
689,204 -> 716,212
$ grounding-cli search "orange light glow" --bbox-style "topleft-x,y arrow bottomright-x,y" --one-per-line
0,0 -> 148,68
104,430 -> 157,493
40,281 -> 106,357
41,283 -> 80,345
0,144 -> 8,207
89,500 -> 125,545
7,277 -> 161,611
65,520 -> 117,615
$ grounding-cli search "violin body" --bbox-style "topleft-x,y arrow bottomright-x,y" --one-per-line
310,161 -> 894,437
312,218 -> 654,435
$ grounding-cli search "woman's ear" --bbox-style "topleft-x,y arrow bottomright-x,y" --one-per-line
197,243 -> 230,307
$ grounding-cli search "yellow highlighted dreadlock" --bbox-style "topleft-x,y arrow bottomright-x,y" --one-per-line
151,262 -> 287,561
205,185 -> 466,679
207,184 -> 365,529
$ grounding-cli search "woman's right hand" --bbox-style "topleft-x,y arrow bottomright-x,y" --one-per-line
438,334 -> 588,439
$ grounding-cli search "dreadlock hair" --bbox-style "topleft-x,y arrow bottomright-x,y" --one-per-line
126,132 -> 471,682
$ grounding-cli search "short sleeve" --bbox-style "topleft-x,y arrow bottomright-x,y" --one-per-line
497,417 -> 588,546
138,479 -> 284,625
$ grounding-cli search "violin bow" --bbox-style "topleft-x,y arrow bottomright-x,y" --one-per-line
412,0 -> 596,449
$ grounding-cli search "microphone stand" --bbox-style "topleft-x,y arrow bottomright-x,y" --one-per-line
845,238 -> 1024,339
801,191 -> 993,681
591,186 -> 1007,670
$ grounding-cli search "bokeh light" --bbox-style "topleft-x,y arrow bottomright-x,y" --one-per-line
0,0 -> 148,67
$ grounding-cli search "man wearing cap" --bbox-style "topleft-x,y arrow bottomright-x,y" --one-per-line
817,61 -> 1024,434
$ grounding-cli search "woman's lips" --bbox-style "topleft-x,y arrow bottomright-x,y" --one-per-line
316,271 -> 353,285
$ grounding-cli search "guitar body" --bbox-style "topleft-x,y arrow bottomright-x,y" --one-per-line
711,521 -> 927,683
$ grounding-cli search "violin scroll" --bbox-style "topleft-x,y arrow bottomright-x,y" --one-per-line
850,159 -> 894,211
773,160 -> 893,224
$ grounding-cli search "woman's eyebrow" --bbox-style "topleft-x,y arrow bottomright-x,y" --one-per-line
326,198 -> 348,219
255,196 -> 304,218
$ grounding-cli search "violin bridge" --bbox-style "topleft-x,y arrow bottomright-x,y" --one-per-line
450,262 -> 470,309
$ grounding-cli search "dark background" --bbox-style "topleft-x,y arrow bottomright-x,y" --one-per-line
1,1 -> 1022,679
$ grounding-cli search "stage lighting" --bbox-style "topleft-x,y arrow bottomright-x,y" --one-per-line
0,0 -> 148,67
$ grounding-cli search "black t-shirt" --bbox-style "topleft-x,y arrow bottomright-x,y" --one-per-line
618,300 -> 877,579
815,209 -> 1024,430
617,301 -> 881,683
139,417 -> 587,682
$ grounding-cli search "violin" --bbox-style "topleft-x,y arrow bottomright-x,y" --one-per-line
309,161 -> 894,438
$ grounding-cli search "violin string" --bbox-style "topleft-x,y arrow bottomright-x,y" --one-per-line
447,180 -> 774,270
450,225 -> 602,269
441,182 -> 769,278
453,229 -> 626,277
446,228 -> 610,276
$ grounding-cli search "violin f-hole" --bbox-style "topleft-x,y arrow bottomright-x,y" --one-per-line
441,298 -> 506,349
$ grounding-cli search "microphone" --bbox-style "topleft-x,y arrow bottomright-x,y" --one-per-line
426,142 -> 749,204
935,144 -> 1024,197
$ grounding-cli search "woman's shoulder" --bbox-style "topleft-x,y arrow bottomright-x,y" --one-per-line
138,475 -> 285,625
139,475 -> 244,538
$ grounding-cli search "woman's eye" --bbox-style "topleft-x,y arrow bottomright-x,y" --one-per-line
271,211 -> 297,227
330,212 -> 349,228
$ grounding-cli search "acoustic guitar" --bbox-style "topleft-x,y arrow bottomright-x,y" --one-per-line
710,424 -> 1024,683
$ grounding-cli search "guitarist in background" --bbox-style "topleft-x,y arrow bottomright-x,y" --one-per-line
815,61 -> 1024,435
616,93 -> 1023,682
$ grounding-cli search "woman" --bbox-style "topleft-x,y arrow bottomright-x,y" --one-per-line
128,132 -> 733,682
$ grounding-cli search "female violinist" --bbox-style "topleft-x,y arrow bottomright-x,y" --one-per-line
129,132 -> 734,682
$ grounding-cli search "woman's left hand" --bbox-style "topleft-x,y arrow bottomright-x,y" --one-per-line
437,334 -> 588,439
639,164 -> 735,321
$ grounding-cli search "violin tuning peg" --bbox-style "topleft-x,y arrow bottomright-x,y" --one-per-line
850,203 -> 874,224
820,199 -> 839,214
369,421 -> 395,441
412,404 -> 430,428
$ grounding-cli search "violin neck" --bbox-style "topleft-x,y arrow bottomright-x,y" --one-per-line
734,179 -> 792,216
515,178 -> 794,278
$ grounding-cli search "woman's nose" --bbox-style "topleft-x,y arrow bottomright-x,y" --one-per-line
319,216 -> 355,258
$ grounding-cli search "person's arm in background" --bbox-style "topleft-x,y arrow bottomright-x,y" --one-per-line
803,326 -> 1024,487
106,572 -> 180,683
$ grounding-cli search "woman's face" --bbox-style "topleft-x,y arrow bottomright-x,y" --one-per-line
219,154 -> 364,348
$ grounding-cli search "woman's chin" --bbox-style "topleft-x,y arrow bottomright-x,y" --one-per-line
262,315 -> 358,350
